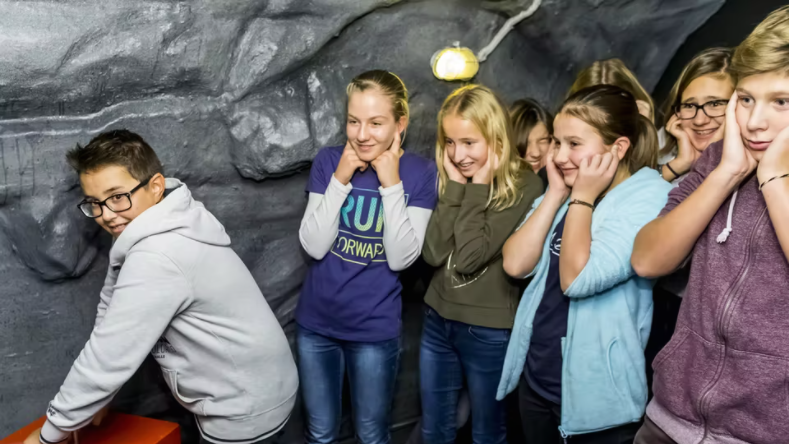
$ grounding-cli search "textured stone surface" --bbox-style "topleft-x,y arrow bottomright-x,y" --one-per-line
0,0 -> 724,440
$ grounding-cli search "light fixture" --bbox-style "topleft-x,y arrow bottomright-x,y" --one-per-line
431,0 -> 541,82
431,43 -> 479,81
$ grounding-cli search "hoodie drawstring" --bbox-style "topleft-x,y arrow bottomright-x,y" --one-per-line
716,190 -> 738,243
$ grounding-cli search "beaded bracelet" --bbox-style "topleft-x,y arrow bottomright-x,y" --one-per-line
759,173 -> 789,191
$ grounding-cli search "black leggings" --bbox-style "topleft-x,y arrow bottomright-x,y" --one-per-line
518,378 -> 640,444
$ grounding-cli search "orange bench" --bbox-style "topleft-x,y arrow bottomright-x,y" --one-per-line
1,413 -> 180,444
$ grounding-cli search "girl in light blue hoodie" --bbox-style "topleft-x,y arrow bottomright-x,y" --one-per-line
497,85 -> 672,444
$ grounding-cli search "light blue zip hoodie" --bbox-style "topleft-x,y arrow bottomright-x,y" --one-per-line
496,167 -> 671,436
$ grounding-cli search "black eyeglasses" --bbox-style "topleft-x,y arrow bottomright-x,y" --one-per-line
674,99 -> 729,120
77,176 -> 152,218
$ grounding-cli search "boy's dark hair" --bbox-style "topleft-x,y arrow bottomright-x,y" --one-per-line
66,129 -> 163,181
510,98 -> 553,158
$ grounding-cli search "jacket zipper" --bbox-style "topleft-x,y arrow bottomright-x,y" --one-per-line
695,207 -> 767,443
559,301 -> 576,442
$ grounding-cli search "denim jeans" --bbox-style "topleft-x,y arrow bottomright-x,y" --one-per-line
297,325 -> 400,444
420,306 -> 510,444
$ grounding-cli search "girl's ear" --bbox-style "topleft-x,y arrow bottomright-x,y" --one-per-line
612,136 -> 631,160
397,116 -> 408,135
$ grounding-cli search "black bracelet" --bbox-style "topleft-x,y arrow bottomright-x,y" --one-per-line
569,199 -> 595,210
759,173 -> 789,191
664,162 -> 680,180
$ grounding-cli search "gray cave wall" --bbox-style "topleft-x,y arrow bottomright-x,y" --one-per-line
0,0 -> 723,441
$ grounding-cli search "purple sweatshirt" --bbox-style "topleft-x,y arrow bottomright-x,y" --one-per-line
646,140 -> 789,444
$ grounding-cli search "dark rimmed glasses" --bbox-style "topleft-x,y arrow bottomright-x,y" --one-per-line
674,99 -> 728,120
77,176 -> 152,218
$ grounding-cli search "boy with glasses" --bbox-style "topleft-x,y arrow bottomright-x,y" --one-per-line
25,130 -> 298,444
632,6 -> 789,444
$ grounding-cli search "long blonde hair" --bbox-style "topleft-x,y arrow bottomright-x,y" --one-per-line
568,58 -> 655,122
436,85 -> 526,211
731,6 -> 789,82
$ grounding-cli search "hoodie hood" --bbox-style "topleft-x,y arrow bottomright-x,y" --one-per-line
109,178 -> 230,267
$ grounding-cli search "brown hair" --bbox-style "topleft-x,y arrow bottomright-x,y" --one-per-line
436,85 -> 526,211
510,98 -> 553,158
731,6 -> 789,82
568,58 -> 655,121
66,129 -> 163,181
346,70 -> 409,126
659,47 -> 733,157
560,85 -> 658,174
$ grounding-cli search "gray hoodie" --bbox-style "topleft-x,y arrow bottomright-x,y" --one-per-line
41,179 -> 298,444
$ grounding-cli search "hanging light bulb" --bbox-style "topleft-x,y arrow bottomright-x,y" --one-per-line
431,43 -> 479,81
430,0 -> 541,82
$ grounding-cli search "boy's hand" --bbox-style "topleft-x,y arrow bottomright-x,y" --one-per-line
570,148 -> 619,203
716,92 -> 757,180
371,131 -> 402,188
334,141 -> 368,185
92,406 -> 110,426
757,126 -> 789,184
23,428 -> 41,444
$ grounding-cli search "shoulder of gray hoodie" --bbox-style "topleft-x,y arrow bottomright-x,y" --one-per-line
43,179 -> 298,444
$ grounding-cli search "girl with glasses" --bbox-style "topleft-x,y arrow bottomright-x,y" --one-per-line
658,48 -> 734,185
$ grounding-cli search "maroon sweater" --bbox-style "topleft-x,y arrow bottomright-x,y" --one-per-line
646,140 -> 789,444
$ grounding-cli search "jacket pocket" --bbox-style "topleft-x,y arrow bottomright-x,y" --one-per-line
705,349 -> 788,444
651,327 -> 722,426
163,369 -> 206,416
605,338 -> 644,420
561,336 -> 638,433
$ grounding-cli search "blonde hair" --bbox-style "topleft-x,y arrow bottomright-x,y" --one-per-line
660,47 -> 733,158
731,6 -> 789,82
568,58 -> 655,122
346,70 -> 410,133
436,85 -> 526,211
561,85 -> 658,175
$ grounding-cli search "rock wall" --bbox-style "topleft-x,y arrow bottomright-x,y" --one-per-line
0,0 -> 723,441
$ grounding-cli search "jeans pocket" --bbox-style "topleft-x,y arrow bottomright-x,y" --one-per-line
467,325 -> 510,346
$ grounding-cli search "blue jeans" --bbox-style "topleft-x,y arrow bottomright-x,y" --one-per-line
297,326 -> 400,444
420,306 -> 510,444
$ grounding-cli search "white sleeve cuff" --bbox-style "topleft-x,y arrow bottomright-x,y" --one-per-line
41,419 -> 70,444
329,174 -> 353,194
378,181 -> 404,196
